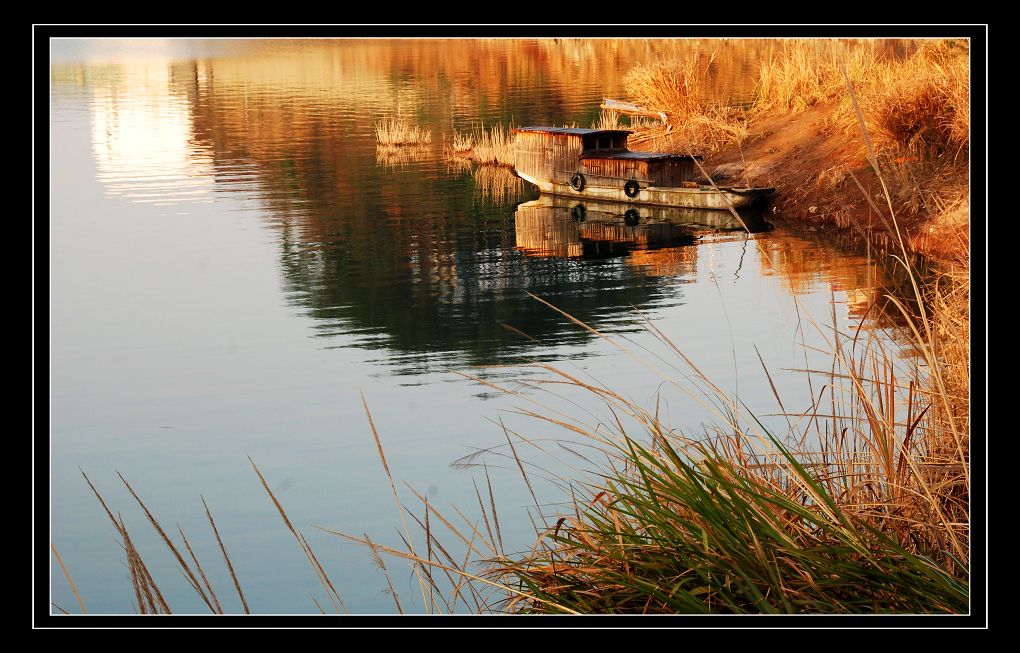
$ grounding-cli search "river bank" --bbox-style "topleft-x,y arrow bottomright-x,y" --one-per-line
622,39 -> 970,266
707,101 -> 969,265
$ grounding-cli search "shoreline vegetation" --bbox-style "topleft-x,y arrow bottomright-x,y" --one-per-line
57,39 -> 971,616
374,116 -> 432,147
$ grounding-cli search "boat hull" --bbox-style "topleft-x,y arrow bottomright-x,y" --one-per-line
517,172 -> 774,211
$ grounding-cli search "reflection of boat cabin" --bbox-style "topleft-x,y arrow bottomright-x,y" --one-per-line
513,198 -> 697,260
513,127 -> 702,188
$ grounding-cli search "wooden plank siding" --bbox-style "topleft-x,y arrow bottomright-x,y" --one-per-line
515,130 -> 700,189
514,131 -> 587,186
578,157 -> 648,184
577,157 -> 699,187
647,158 -> 699,186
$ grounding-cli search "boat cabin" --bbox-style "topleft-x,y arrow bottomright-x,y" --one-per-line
513,127 -> 702,188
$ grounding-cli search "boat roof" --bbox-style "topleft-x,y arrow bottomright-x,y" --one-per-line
581,151 -> 703,161
514,126 -> 632,136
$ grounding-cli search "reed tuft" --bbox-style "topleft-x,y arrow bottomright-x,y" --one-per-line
375,117 -> 432,146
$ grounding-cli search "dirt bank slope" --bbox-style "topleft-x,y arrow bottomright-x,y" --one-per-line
700,102 -> 968,264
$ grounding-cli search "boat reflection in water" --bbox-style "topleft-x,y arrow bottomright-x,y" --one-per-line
513,194 -> 771,260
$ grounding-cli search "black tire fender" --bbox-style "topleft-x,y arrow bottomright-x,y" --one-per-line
624,179 -> 640,198
570,172 -> 586,192
624,209 -> 640,225
571,204 -> 587,222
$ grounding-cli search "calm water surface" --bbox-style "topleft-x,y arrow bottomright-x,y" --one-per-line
49,39 -> 911,614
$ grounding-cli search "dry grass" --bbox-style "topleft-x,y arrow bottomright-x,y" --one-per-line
249,456 -> 347,613
443,123 -> 517,168
202,496 -> 249,614
623,53 -> 749,154
753,40 -> 968,166
928,267 -> 969,442
448,131 -> 475,153
375,117 -> 432,146
751,39 -> 969,238
76,461 -> 348,614
625,53 -> 715,122
470,122 -> 517,167
591,109 -> 621,130
849,41 -> 969,161
753,43 -> 878,114
51,543 -> 87,614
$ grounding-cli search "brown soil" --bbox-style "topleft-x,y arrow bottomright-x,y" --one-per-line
699,102 -> 969,265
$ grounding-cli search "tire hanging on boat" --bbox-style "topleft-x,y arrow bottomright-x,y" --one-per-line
624,209 -> 640,225
571,204 -> 586,222
624,179 -> 640,198
570,172 -> 586,192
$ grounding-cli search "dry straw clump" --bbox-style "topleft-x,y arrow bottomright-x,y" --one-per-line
624,53 -> 714,122
623,53 -> 748,154
470,123 -> 517,167
375,117 -> 432,146
448,131 -> 475,154
753,42 -> 879,114
440,123 -> 514,167
445,122 -> 518,168
753,39 -> 969,164
858,40 -> 969,162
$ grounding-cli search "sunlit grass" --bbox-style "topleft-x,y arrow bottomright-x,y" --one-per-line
475,288 -> 968,613
443,122 -> 517,168
623,53 -> 748,154
448,131 -> 475,153
470,122 -> 517,167
375,117 -> 432,146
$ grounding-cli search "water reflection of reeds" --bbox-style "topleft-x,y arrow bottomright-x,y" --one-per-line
443,155 -> 473,176
472,165 -> 527,204
375,144 -> 431,170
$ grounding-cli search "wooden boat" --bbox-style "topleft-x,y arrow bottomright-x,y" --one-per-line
513,127 -> 774,211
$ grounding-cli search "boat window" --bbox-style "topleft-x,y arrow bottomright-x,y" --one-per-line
598,134 -> 610,150
582,134 -> 597,151
613,134 -> 626,149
